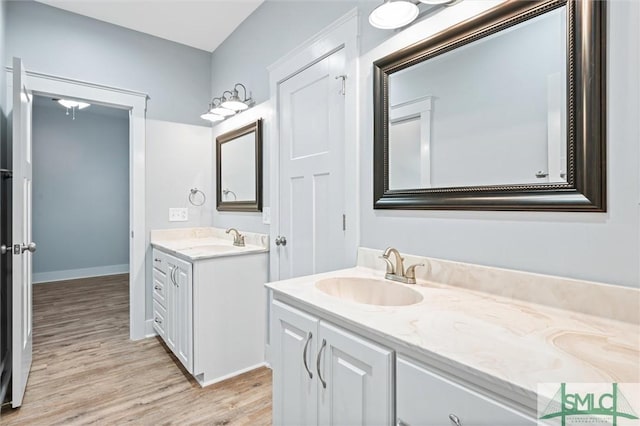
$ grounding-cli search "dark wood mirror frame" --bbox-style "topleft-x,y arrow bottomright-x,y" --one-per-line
373,0 -> 606,211
216,119 -> 263,212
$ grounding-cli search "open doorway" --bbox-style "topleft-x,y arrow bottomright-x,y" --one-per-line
30,94 -> 130,344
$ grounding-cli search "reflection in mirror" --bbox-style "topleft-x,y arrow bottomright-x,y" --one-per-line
388,6 -> 567,190
220,132 -> 256,201
374,0 -> 606,211
216,119 -> 262,212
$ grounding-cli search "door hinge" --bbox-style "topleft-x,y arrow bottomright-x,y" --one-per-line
342,214 -> 346,231
131,231 -> 134,238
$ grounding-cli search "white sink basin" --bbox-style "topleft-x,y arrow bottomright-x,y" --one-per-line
315,277 -> 423,307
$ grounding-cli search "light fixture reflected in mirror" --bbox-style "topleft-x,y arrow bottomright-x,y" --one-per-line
200,83 -> 254,123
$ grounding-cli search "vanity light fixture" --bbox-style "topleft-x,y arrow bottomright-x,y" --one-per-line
369,0 -> 460,30
54,98 -> 90,120
200,83 -> 254,123
369,0 -> 419,30
221,84 -> 252,111
419,0 -> 457,4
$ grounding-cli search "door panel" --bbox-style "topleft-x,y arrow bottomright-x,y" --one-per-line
278,48 -> 346,280
318,321 -> 393,426
11,57 -> 34,408
271,301 -> 318,426
174,264 -> 192,372
166,264 -> 177,351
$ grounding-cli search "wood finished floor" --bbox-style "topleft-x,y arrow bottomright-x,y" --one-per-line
1,274 -> 272,425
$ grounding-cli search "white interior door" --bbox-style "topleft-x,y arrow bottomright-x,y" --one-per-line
278,48 -> 346,280
10,57 -> 34,408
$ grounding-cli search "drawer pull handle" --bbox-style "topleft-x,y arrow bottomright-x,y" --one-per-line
449,414 -> 462,426
302,332 -> 313,379
154,285 -> 162,291
316,338 -> 327,389
154,318 -> 162,325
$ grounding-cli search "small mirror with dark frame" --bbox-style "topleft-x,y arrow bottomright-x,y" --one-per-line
373,0 -> 606,211
216,119 -> 263,212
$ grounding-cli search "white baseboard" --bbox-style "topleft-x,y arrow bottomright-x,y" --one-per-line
33,264 -> 129,284
195,362 -> 268,388
145,319 -> 157,338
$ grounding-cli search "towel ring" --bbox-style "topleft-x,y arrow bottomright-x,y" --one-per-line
189,188 -> 206,206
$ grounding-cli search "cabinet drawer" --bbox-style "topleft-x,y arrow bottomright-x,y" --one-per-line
396,356 -> 535,426
152,300 -> 167,339
152,248 -> 167,273
152,269 -> 167,308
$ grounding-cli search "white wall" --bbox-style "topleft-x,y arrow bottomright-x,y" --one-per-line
32,97 -> 129,283
359,0 -> 640,288
145,119 -> 212,314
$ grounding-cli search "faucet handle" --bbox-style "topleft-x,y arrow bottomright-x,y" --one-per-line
405,263 -> 424,281
379,256 -> 395,274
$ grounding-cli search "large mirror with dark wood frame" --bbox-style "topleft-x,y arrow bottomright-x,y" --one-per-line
216,119 -> 263,212
373,0 -> 606,211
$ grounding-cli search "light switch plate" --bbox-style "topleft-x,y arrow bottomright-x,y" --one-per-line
169,208 -> 188,222
262,207 -> 271,225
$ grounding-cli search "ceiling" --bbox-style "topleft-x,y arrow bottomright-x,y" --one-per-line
35,0 -> 264,52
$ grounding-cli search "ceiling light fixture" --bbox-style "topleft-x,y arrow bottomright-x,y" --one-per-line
369,0 -> 419,30
201,83 -> 254,123
54,98 -> 91,120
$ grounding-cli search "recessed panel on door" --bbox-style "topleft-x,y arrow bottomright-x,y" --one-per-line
291,73 -> 330,159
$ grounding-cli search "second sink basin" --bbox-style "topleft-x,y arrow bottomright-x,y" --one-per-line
315,277 -> 423,307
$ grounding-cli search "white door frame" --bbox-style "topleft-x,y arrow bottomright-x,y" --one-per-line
6,68 -> 148,340
267,9 -> 360,281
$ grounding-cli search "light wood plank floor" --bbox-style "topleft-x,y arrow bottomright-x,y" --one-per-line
1,274 -> 272,425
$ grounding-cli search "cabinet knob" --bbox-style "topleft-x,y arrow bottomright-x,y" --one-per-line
449,414 -> 462,426
154,318 -> 162,325
154,258 -> 161,262
154,285 -> 162,291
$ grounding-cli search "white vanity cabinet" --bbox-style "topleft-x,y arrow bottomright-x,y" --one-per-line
152,249 -> 193,373
271,300 -> 394,426
152,241 -> 269,387
396,356 -> 536,426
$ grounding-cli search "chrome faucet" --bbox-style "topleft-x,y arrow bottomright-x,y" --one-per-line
380,247 -> 424,284
226,228 -> 245,247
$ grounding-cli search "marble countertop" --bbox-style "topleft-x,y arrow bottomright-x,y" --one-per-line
150,227 -> 269,261
266,263 -> 639,408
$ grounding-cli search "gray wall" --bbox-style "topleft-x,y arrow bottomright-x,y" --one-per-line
210,0 -> 392,104
6,0 -> 211,126
32,96 -> 129,281
211,0 -> 639,288
358,0 -> 640,288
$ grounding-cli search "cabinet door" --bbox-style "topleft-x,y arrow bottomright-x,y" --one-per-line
396,356 -> 536,426
164,263 -> 178,352
317,321 -> 393,426
173,261 -> 193,373
271,300 -> 318,426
